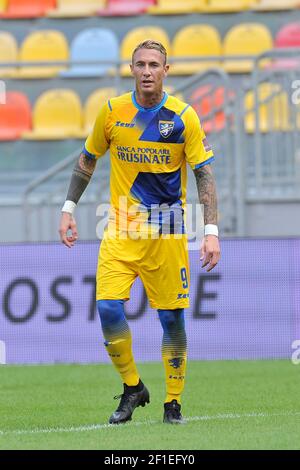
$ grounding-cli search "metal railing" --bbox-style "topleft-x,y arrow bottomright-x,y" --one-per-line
249,48 -> 300,197
17,66 -> 235,241
2,50 -> 300,240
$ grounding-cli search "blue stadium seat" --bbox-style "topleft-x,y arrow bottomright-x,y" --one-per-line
60,28 -> 119,78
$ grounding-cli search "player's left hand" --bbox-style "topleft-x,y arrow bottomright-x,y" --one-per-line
200,235 -> 220,272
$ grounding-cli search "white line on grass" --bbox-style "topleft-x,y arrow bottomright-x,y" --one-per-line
1,410 -> 300,436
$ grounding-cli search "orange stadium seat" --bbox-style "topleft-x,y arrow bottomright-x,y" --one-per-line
23,89 -> 83,140
82,88 -> 117,136
169,25 -> 222,75
47,0 -> 104,17
0,31 -> 18,78
203,0 -> 252,13
0,0 -> 7,13
244,83 -> 290,133
120,26 -> 171,76
190,85 -> 234,133
223,23 -> 273,73
0,0 -> 55,18
97,0 -> 154,16
14,30 -> 69,79
0,91 -> 32,141
252,0 -> 299,11
147,0 -> 203,15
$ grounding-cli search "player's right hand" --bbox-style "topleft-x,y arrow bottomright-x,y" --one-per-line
59,212 -> 78,248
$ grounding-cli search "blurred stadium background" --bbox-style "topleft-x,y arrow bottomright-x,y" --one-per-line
0,0 -> 300,450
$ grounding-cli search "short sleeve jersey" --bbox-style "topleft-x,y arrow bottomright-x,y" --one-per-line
84,91 -> 214,232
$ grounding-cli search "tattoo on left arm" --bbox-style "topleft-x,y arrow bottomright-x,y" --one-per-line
193,164 -> 218,225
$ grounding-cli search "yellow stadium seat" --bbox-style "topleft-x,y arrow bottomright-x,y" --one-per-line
252,0 -> 299,11
13,30 -> 69,79
22,89 -> 83,140
0,32 -> 18,78
203,0 -> 252,12
120,26 -> 171,77
82,87 -> 117,136
47,0 -> 105,17
0,0 -> 7,13
169,25 -> 222,75
147,0 -> 204,15
244,83 -> 290,133
223,24 -> 273,73
163,85 -> 184,101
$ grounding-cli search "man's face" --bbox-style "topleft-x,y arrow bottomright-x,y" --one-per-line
130,48 -> 169,95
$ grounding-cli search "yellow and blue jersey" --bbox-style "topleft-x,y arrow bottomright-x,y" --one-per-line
84,91 -> 214,234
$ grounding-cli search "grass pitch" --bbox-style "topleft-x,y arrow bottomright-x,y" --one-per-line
0,360 -> 299,450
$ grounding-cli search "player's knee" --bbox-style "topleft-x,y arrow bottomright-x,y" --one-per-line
96,299 -> 125,329
158,308 -> 185,333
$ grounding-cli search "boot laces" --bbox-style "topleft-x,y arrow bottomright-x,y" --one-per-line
113,391 -> 131,412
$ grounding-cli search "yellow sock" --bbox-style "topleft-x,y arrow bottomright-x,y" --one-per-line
158,309 -> 187,404
98,300 -> 140,386
163,354 -> 187,404
105,331 -> 140,386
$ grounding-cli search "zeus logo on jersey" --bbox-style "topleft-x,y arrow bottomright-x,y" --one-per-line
115,121 -> 135,128
159,120 -> 174,138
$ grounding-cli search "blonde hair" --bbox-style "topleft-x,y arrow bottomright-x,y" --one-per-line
132,40 -> 167,65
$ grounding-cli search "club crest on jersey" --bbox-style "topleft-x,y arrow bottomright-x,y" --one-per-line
159,120 -> 174,138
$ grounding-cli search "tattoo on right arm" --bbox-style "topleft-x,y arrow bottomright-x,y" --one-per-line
66,153 -> 97,204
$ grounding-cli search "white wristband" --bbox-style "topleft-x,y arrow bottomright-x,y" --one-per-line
61,200 -> 76,215
204,224 -> 219,237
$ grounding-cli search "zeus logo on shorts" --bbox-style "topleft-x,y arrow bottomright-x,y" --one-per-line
159,120 -> 174,138
177,293 -> 189,299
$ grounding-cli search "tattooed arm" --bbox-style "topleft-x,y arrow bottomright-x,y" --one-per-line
194,164 -> 220,271
59,153 -> 97,248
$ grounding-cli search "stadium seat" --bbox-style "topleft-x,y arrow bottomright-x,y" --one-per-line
252,0 -> 299,11
223,23 -> 273,73
203,0 -> 252,13
0,0 -> 7,13
47,0 -> 105,18
244,83 -> 290,133
271,23 -> 300,69
83,88 -> 117,135
22,89 -> 83,140
163,85 -> 184,101
147,0 -> 202,15
120,26 -> 171,76
97,0 -> 154,17
169,25 -> 222,75
190,85 -> 234,133
0,0 -> 55,18
60,28 -> 119,78
0,92 -> 32,141
0,31 -> 18,78
275,23 -> 300,48
14,30 -> 69,79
